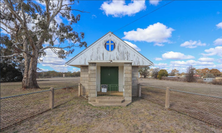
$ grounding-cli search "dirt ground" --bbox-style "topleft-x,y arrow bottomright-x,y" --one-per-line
139,78 -> 222,97
1,77 -> 222,133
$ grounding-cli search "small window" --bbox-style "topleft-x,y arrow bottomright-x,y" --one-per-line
105,40 -> 115,51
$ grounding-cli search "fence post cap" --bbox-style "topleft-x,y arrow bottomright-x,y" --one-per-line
50,87 -> 54,90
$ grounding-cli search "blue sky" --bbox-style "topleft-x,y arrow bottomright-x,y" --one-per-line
16,0 -> 222,73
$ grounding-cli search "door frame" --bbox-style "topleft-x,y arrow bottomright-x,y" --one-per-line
100,66 -> 119,92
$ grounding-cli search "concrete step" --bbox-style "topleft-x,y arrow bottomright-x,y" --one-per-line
89,100 -> 131,107
96,98 -> 124,103
95,96 -> 124,103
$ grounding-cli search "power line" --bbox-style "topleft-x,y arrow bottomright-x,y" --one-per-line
112,0 -> 175,33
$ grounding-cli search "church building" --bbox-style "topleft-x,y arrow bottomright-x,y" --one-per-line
66,32 -> 153,106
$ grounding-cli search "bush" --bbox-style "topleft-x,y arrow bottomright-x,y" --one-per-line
196,79 -> 205,83
157,69 -> 168,80
162,76 -> 185,82
212,79 -> 222,85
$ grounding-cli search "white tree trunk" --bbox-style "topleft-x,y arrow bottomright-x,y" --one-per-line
27,48 -> 40,89
22,40 -> 40,89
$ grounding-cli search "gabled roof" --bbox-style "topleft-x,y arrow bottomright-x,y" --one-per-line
66,32 -> 153,67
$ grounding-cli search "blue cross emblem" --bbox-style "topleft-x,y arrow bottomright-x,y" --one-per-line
105,40 -> 115,51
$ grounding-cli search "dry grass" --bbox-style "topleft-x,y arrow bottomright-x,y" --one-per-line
140,78 -> 222,128
1,77 -> 79,130
142,86 -> 222,127
3,96 -> 222,133
1,77 -> 80,97
1,77 -> 222,132
139,78 -> 222,97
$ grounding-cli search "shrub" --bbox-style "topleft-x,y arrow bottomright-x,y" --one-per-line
212,79 -> 222,85
157,69 -> 168,80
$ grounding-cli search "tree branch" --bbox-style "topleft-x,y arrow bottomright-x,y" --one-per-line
21,0 -> 36,51
0,54 -> 20,58
48,0 -> 63,25
45,0 -> 50,22
61,8 -> 90,13
39,44 -> 77,53
0,21 -> 17,31
21,1 -> 27,27
0,25 -> 13,34
4,0 -> 23,23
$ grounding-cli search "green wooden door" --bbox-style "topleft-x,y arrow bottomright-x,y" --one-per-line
101,67 -> 118,91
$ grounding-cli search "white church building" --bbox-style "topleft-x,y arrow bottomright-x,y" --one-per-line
66,32 -> 153,106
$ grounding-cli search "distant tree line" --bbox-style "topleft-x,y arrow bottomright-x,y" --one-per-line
139,65 -> 222,83
37,71 -> 80,78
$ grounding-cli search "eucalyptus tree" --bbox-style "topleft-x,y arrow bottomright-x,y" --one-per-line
0,0 -> 87,89
139,66 -> 150,78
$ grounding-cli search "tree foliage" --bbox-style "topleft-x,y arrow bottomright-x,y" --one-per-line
201,68 -> 210,76
151,68 -> 160,79
138,66 -> 150,78
169,69 -> 179,76
0,62 -> 23,82
205,73 -> 215,78
210,69 -> 221,77
0,0 -> 87,89
157,69 -> 168,80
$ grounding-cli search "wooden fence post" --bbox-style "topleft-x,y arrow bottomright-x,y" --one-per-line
78,83 -> 81,97
138,84 -> 141,98
49,87 -> 54,109
165,87 -> 170,109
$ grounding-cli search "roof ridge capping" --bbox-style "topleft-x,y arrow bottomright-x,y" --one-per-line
66,31 -> 154,66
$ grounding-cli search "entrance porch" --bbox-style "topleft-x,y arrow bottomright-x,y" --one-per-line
79,61 -> 139,106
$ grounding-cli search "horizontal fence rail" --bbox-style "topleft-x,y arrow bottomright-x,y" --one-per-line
169,89 -> 222,100
141,84 -> 222,128
0,84 -> 78,131
143,85 -> 222,99
0,89 -> 50,100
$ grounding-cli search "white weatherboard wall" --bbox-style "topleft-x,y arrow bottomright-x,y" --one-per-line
67,32 -> 153,67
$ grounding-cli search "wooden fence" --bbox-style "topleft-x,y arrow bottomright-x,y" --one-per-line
0,85 -> 78,131
142,85 -> 222,128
